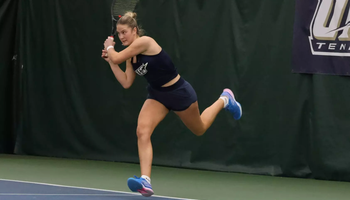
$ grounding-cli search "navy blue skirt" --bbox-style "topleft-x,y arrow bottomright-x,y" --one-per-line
147,77 -> 197,111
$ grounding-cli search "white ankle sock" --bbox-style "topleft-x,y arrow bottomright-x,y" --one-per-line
141,175 -> 151,184
220,96 -> 229,108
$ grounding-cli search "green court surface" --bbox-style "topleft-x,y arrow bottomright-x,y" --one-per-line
0,154 -> 349,200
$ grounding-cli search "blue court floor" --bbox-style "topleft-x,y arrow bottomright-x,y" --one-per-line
0,179 -> 195,200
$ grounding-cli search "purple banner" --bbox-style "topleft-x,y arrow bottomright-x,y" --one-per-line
292,0 -> 350,75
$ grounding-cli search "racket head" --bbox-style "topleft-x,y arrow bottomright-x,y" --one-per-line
110,0 -> 139,37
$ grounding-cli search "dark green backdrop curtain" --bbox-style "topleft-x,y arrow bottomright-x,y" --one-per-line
0,0 -> 19,153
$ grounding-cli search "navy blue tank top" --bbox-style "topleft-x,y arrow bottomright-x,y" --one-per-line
131,49 -> 178,88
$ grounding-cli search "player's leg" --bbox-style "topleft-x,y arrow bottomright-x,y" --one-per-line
175,100 -> 222,136
175,88 -> 242,136
137,99 -> 169,177
127,99 -> 169,197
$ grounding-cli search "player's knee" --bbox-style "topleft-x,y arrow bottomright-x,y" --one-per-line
136,125 -> 152,141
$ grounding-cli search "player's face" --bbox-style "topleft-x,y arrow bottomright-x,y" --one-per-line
116,24 -> 137,46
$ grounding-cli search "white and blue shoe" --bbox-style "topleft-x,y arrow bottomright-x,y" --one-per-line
127,176 -> 154,197
221,88 -> 242,120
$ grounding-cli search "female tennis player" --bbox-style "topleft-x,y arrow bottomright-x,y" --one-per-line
101,12 -> 242,197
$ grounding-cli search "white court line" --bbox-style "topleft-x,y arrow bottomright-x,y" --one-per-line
0,194 -> 131,196
0,179 -> 197,200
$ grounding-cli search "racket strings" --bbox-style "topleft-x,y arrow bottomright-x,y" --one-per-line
110,0 -> 139,36
111,0 -> 138,19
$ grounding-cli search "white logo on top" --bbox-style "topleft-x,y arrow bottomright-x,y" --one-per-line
135,62 -> 148,76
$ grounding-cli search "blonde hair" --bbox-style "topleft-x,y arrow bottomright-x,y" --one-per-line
117,12 -> 144,36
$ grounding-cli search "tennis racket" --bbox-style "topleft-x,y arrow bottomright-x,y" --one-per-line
109,0 -> 139,39
105,0 -> 139,57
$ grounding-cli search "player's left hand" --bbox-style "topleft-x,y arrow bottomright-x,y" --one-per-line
101,49 -> 110,61
104,37 -> 115,50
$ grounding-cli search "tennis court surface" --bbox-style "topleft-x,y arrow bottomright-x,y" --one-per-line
0,179 -> 194,200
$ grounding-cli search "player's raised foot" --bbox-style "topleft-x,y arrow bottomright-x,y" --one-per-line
220,88 -> 242,120
127,176 -> 154,197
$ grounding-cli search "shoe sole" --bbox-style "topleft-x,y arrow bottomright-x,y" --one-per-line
223,88 -> 242,119
138,188 -> 154,197
235,101 -> 242,119
127,178 -> 154,197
